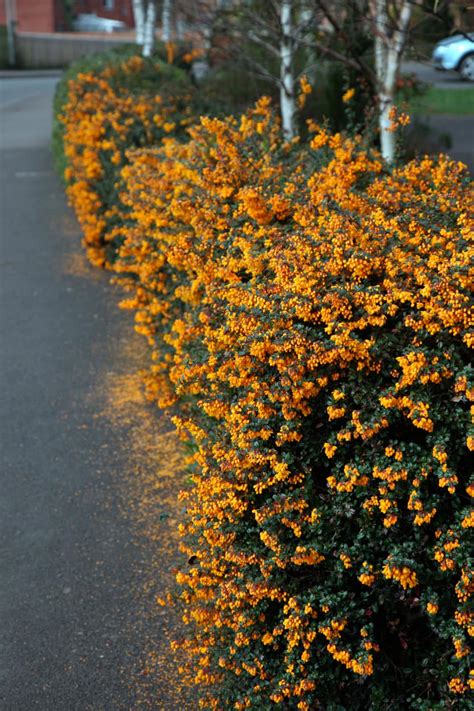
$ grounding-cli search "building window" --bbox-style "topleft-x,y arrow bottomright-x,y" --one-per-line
103,0 -> 115,10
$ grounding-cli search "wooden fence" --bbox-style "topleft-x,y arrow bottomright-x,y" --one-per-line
16,31 -> 135,68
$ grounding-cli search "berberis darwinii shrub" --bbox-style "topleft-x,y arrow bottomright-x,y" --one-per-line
57,53 -> 192,267
116,100 -> 473,709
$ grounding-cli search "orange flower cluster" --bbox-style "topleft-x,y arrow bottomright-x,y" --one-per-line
58,54 -> 194,266
112,99 -> 473,708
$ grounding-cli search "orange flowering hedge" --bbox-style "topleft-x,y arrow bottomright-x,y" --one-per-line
115,100 -> 474,709
55,50 -> 194,267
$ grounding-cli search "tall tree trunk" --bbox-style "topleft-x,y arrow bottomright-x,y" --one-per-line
280,0 -> 296,140
374,0 -> 412,163
161,0 -> 172,43
373,0 -> 392,161
143,0 -> 157,57
132,0 -> 145,45
379,39 -> 402,165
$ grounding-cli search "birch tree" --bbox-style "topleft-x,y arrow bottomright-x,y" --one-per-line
280,1 -> 296,139
311,1 -> 469,163
239,0 -> 300,139
190,0 -> 416,152
308,0 -> 415,162
371,0 -> 412,162
226,1 -> 371,140
225,0 -> 319,140
132,0 -> 146,45
143,1 -> 158,57
161,0 -> 173,43
132,0 -> 159,57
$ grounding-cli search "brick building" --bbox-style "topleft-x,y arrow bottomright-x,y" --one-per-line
0,0 -> 134,32
0,0 -> 66,32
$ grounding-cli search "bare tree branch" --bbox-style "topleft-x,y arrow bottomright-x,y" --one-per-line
248,31 -> 282,58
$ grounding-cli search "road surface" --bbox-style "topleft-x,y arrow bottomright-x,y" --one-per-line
0,76 -> 188,709
402,59 -> 469,89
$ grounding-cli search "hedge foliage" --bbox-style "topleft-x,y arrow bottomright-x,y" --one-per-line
116,102 -> 473,709
56,52 -> 473,709
54,49 -> 194,266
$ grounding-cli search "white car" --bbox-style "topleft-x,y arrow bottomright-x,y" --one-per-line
72,13 -> 127,33
432,33 -> 474,81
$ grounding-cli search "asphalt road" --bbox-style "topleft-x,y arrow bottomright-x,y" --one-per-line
401,60 -> 468,89
0,78 -> 187,709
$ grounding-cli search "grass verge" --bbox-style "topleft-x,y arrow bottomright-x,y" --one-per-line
410,86 -> 474,115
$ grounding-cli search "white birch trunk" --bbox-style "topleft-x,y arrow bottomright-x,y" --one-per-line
280,0 -> 296,140
161,0 -> 172,44
378,85 -> 396,164
373,0 -> 386,84
373,0 -> 412,163
132,0 -> 145,46
374,0 -> 392,161
143,0 -> 157,57
379,42 -> 400,165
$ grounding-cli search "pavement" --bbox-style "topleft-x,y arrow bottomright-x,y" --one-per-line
0,78 -> 188,708
401,60 -> 468,89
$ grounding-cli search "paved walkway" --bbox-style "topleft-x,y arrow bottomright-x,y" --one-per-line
0,78 -> 188,708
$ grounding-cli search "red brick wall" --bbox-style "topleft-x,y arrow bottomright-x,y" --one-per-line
0,0 -> 65,32
0,0 -> 132,31
74,0 -> 134,27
